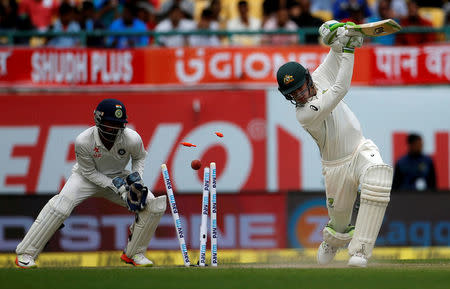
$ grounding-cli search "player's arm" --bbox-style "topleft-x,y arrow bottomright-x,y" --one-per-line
312,49 -> 342,88
300,51 -> 355,128
312,21 -> 344,86
313,21 -> 362,86
129,130 -> 147,178
74,136 -> 127,197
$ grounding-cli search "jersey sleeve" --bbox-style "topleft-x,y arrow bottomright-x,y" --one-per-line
297,52 -> 355,128
129,130 -> 147,178
74,135 -> 113,189
312,49 -> 342,88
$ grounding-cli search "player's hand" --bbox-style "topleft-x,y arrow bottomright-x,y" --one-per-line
112,176 -> 128,195
125,183 -> 148,212
319,20 -> 346,46
341,22 -> 364,49
126,172 -> 143,186
320,21 -> 363,53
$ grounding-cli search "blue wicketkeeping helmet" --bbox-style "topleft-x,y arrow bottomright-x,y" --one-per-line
94,98 -> 128,124
94,99 -> 128,143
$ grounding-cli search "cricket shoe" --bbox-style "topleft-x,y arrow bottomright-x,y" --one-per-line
121,253 -> 154,267
15,254 -> 37,269
348,252 -> 368,268
317,241 -> 338,265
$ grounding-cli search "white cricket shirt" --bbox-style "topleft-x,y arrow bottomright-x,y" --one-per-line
73,126 -> 147,189
296,50 -> 363,161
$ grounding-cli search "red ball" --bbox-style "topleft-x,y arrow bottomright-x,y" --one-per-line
191,159 -> 202,170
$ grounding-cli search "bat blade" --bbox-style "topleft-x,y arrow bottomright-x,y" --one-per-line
347,19 -> 402,37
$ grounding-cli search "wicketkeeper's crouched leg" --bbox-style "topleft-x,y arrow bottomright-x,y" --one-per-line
348,164 -> 392,266
121,195 -> 167,266
16,194 -> 75,261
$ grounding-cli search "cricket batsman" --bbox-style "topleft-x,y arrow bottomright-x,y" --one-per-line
276,21 -> 393,267
15,98 -> 166,268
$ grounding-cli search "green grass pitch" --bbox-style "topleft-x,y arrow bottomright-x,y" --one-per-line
2,260 -> 449,289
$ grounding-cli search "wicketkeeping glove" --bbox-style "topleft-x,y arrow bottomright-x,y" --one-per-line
126,183 -> 148,212
112,176 -> 128,200
126,171 -> 143,186
125,172 -> 148,212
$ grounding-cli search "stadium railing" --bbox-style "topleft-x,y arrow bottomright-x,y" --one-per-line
0,26 -> 448,47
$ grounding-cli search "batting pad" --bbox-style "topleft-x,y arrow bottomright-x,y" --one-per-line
16,194 -> 74,259
125,195 -> 167,257
323,225 -> 354,248
348,165 -> 392,258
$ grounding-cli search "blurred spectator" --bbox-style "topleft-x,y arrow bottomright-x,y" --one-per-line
262,0 -> 278,25
341,3 -> 366,24
226,0 -> 261,46
289,0 -> 323,44
155,4 -> 195,47
396,0 -> 436,45
47,2 -> 81,47
107,3 -> 148,49
208,0 -> 224,29
445,3 -> 450,25
79,1 -> 105,47
365,0 -> 396,45
19,0 -> 60,31
310,0 -> 333,13
390,0 -> 407,18
94,0 -> 122,28
263,7 -> 298,45
189,8 -> 220,46
392,133 -> 437,191
136,1 -> 157,31
0,0 -> 18,30
333,0 -> 372,21
415,0 -> 443,8
158,0 -> 194,19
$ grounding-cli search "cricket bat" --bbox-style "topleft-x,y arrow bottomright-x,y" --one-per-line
346,19 -> 402,37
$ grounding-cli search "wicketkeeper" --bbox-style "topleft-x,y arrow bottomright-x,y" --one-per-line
276,20 -> 393,267
15,98 -> 166,268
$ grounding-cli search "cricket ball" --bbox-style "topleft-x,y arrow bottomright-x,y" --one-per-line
191,159 -> 202,170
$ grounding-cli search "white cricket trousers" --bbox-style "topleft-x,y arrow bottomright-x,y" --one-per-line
16,172 -> 127,258
57,172 -> 127,208
321,139 -> 385,233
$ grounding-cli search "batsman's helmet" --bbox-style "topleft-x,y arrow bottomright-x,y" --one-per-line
94,99 -> 128,142
276,62 -> 310,100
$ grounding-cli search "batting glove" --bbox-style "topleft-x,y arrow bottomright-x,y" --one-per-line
319,20 -> 346,46
338,22 -> 364,53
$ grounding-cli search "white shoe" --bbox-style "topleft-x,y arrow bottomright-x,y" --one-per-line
348,253 -> 368,268
15,254 -> 37,269
317,241 -> 338,265
121,253 -> 154,267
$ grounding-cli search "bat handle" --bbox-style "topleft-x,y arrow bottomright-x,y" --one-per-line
346,30 -> 364,37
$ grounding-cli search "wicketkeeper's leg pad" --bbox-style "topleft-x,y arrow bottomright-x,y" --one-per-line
323,224 -> 354,248
16,194 -> 75,259
348,164 -> 392,258
125,195 -> 167,257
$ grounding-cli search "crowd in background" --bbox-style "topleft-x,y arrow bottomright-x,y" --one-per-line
0,0 -> 449,47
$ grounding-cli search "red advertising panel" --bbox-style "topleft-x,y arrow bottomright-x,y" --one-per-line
371,44 -> 450,85
0,194 -> 286,252
0,91 -> 267,194
1,45 -> 448,88
0,49 -> 148,86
